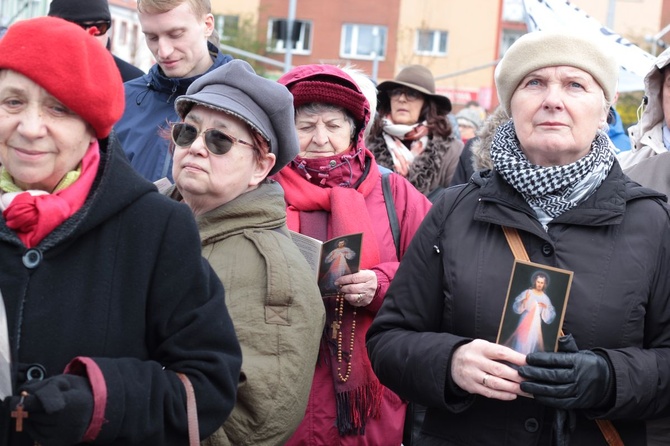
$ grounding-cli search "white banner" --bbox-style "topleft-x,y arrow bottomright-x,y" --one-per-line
522,0 -> 654,91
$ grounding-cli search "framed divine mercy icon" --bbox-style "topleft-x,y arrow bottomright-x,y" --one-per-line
496,260 -> 573,354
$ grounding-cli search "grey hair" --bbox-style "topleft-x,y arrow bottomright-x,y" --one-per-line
339,64 -> 377,138
295,103 -> 357,141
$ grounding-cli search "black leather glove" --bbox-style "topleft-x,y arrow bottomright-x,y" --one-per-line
518,350 -> 614,410
556,333 -> 578,353
553,403 -> 576,446
553,333 -> 579,446
10,374 -> 93,446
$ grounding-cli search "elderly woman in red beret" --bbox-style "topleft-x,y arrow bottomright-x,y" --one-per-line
0,16 -> 241,445
273,64 -> 432,445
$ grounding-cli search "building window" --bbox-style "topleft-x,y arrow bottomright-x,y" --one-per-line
415,30 -> 448,56
119,21 -> 127,45
215,15 -> 239,40
340,24 -> 387,60
500,29 -> 525,57
131,23 -> 138,50
267,18 -> 312,54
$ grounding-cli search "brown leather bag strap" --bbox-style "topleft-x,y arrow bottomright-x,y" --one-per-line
595,419 -> 625,446
502,226 -> 530,262
501,226 -> 624,446
176,372 -> 200,446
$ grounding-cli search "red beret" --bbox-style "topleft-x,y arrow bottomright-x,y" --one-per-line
0,17 -> 124,138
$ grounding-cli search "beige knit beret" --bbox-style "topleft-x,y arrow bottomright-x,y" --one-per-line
495,31 -> 619,115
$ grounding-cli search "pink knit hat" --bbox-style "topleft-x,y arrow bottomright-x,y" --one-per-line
0,16 -> 124,138
279,68 -> 368,126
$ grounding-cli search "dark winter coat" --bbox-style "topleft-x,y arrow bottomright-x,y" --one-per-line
114,43 -> 233,182
449,137 -> 477,186
113,54 -> 144,82
367,165 -> 670,446
0,134 -> 242,445
450,106 -> 506,186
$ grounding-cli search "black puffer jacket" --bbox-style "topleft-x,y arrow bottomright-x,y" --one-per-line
367,165 -> 670,445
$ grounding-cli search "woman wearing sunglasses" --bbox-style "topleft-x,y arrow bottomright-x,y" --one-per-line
273,64 -> 432,446
367,65 -> 463,200
165,59 -> 325,446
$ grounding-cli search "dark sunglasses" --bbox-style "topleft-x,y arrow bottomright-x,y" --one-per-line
388,87 -> 423,101
76,20 -> 111,36
171,122 -> 255,156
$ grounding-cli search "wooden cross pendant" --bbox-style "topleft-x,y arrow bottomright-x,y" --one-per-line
11,391 -> 28,432
330,321 -> 340,339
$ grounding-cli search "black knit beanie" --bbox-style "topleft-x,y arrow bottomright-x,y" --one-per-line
48,0 -> 112,22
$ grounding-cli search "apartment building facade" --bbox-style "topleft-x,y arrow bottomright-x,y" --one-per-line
214,0 -> 668,110
2,0 -> 669,110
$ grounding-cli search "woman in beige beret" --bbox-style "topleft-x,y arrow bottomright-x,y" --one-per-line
367,30 -> 670,445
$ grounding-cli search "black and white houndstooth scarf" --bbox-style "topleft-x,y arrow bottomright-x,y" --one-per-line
491,120 -> 614,226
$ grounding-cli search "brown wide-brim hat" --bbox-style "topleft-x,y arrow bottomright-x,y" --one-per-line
377,64 -> 452,113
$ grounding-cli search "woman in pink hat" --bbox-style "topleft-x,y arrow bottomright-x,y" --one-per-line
273,64 -> 432,445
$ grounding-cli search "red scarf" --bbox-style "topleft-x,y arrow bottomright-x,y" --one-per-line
3,142 -> 100,248
273,148 -> 385,435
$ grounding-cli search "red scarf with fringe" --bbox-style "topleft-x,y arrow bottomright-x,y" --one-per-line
273,149 -> 385,435
2,142 -> 100,248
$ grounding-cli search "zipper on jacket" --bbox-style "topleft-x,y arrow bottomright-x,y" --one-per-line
167,83 -> 178,103
135,81 -> 154,106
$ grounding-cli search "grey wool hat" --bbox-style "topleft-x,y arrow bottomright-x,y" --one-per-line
175,60 -> 299,175
495,31 -> 619,115
456,107 -> 484,131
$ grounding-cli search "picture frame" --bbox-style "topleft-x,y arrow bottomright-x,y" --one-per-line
496,260 -> 573,354
317,233 -> 363,296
